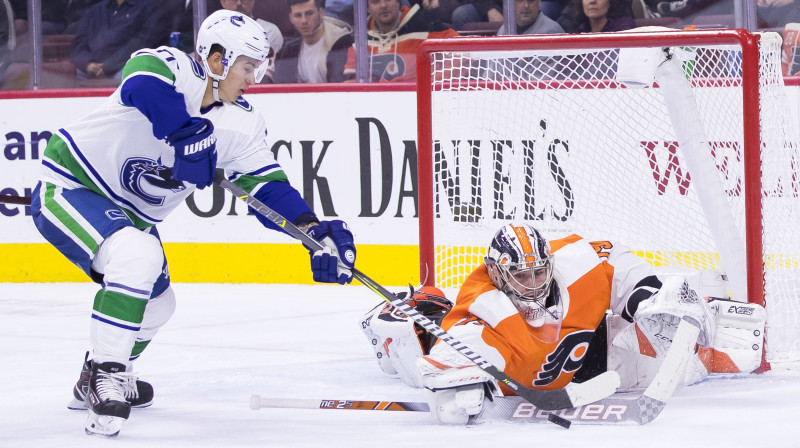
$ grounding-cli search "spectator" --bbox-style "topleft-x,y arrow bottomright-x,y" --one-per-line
450,0 -> 503,31
540,0 -> 569,19
219,0 -> 283,82
9,0 -> 101,36
71,0 -> 169,84
325,0 -> 355,25
274,0 -> 354,83
167,0 -> 195,54
497,0 -> 564,35
757,0 -> 800,28
573,0 -> 635,32
344,0 -> 458,82
1,0 -> 13,87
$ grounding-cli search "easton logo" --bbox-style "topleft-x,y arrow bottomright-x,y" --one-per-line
534,330 -> 594,386
728,305 -> 754,315
185,135 -> 216,155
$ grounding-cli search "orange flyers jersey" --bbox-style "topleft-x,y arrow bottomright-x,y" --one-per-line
343,5 -> 459,82
437,235 -> 653,395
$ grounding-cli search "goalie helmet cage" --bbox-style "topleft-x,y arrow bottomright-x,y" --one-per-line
415,29 -> 800,370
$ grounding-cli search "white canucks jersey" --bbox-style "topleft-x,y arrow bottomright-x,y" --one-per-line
39,46 -> 283,229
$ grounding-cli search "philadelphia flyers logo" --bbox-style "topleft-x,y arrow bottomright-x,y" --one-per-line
534,330 -> 594,386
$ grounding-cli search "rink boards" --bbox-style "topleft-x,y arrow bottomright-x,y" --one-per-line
1,84 -> 798,283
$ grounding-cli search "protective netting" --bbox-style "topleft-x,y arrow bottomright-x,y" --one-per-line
421,32 -> 800,362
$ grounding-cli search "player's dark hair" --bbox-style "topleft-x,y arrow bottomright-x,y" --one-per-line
209,43 -> 225,58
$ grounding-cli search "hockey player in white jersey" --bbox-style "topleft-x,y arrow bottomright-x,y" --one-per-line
30,10 -> 356,437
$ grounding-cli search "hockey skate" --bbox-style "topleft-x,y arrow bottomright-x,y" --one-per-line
68,352 -> 153,411
84,361 -> 133,437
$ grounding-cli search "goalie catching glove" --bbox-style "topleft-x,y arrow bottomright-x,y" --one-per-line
305,220 -> 356,284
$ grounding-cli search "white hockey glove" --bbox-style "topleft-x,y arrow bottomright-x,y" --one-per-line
418,345 -> 499,425
633,275 -> 715,356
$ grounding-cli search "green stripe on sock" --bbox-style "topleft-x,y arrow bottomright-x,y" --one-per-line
43,183 -> 100,253
130,340 -> 151,358
93,289 -> 148,324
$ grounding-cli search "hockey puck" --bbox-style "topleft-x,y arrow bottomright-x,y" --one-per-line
547,413 -> 572,429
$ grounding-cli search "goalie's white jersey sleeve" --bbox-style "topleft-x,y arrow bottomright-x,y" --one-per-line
595,240 -> 658,316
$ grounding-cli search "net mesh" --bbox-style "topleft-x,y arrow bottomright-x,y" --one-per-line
423,32 -> 800,361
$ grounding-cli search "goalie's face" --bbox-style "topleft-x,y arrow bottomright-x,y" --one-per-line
485,223 -> 554,303
507,262 -> 552,301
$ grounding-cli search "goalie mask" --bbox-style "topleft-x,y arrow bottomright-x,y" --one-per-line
485,223 -> 562,342
196,10 -> 271,99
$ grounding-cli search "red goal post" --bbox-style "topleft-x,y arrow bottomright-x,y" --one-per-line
415,29 -> 800,366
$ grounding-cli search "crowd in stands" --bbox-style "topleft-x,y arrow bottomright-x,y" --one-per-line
0,0 -> 797,89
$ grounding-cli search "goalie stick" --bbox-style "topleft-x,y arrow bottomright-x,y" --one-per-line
213,169 -> 618,411
0,194 -> 31,205
249,318 -> 700,426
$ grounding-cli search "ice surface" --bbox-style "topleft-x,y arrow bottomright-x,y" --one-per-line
1,282 -> 798,447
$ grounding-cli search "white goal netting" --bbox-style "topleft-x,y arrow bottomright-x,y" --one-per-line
418,30 -> 800,362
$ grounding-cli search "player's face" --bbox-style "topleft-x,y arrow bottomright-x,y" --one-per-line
367,0 -> 401,31
289,0 -> 324,39
514,0 -> 541,28
218,55 -> 260,101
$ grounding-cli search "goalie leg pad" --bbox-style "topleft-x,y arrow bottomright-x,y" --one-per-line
703,299 -> 766,373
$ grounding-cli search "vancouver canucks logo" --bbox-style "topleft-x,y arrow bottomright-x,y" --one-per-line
234,96 -> 253,111
120,157 -> 185,206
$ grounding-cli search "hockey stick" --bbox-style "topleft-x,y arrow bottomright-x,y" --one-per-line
250,396 -> 430,412
214,169 -> 618,411
0,194 -> 31,205
251,318 -> 701,426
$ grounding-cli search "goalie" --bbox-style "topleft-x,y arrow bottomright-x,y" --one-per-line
360,222 -> 766,424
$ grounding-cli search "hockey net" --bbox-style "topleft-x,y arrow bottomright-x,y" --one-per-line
416,30 -> 800,364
